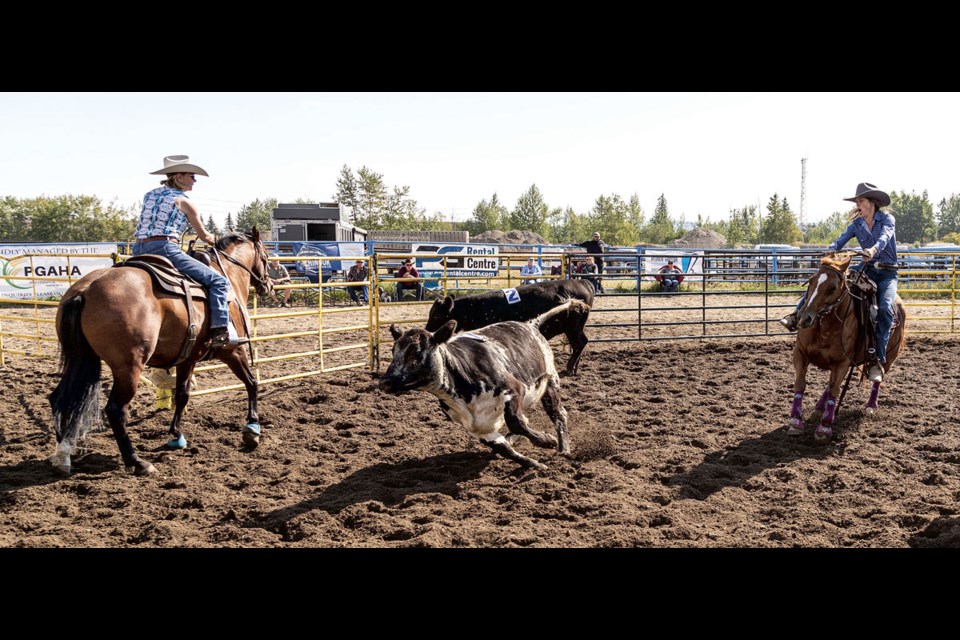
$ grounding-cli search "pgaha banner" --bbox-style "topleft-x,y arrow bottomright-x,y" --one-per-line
0,243 -> 117,299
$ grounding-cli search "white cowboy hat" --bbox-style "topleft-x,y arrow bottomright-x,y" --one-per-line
843,182 -> 890,207
149,155 -> 209,177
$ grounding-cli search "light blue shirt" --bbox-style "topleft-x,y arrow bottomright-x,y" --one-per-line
829,211 -> 898,265
520,264 -> 542,281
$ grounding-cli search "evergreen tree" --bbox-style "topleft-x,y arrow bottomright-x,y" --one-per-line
627,194 -> 644,235
642,194 -> 678,244
760,193 -> 801,244
224,212 -> 235,232
205,214 -> 221,235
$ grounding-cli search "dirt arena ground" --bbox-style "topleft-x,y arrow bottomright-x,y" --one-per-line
1,294 -> 958,547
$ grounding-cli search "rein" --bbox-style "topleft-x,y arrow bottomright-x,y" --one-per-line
208,239 -> 268,368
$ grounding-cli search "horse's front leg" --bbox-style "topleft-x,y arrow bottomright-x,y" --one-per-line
166,361 -> 198,449
220,347 -> 261,448
814,364 -> 847,443
786,345 -> 809,435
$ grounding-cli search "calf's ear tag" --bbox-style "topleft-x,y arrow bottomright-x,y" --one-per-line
502,288 -> 520,304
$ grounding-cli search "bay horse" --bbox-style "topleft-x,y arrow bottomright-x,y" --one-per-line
48,229 -> 272,476
785,251 -> 906,442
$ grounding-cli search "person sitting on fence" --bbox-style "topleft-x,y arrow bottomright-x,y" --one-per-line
656,260 -> 684,293
346,259 -> 369,306
266,254 -> 292,307
579,256 -> 600,293
395,259 -> 423,301
520,258 -> 543,284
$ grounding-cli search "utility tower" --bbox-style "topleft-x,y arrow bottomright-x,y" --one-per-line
799,157 -> 807,230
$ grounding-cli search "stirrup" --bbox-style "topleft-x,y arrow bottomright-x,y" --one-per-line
209,328 -> 230,349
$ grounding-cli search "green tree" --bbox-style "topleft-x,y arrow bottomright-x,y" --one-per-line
725,205 -> 760,247
936,194 -> 960,237
940,231 -> 960,244
335,165 -> 436,231
334,164 -> 360,211
627,194 -> 644,236
510,184 -> 549,236
642,194 -> 679,244
204,214 -> 221,235
760,194 -> 801,244
890,189 -> 935,244
546,206 -> 586,244
236,198 -> 276,233
224,212 -> 235,232
805,210 -> 848,245
589,194 -> 637,246
467,193 -> 510,235
2,195 -> 137,242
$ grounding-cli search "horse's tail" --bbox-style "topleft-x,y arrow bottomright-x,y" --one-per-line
49,295 -> 102,448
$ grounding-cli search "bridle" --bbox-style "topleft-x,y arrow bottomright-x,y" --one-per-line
211,235 -> 271,295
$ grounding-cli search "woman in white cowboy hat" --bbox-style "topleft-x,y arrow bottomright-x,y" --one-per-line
132,155 -> 231,349
780,182 -> 899,383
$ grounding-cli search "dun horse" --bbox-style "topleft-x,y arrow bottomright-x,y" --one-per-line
48,229 -> 272,476
785,251 -> 906,442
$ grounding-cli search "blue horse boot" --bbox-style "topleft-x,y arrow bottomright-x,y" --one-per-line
166,434 -> 188,449
242,423 -> 261,448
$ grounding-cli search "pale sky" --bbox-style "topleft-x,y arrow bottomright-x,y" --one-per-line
2,92 -> 958,230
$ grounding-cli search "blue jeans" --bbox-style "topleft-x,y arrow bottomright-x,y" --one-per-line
793,265 -> 897,362
396,282 -> 423,301
661,277 -> 679,292
347,285 -> 368,303
133,239 -> 230,329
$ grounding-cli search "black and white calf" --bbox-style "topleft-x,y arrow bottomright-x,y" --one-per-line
379,300 -> 589,469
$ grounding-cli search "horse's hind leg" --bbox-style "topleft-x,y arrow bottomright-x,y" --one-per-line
105,368 -> 156,476
219,348 -> 261,448
165,362 -> 198,449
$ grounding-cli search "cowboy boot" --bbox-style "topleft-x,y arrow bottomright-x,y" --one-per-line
778,310 -> 799,332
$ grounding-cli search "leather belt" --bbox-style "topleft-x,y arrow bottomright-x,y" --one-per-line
873,262 -> 898,270
139,235 -> 177,243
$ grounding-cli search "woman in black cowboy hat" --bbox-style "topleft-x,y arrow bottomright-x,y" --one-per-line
780,182 -> 899,383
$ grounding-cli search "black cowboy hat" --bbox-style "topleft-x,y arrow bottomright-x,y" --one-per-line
843,182 -> 890,207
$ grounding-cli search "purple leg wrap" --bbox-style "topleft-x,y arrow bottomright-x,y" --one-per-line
814,386 -> 830,412
790,392 -> 804,419
821,396 -> 837,425
867,382 -> 881,408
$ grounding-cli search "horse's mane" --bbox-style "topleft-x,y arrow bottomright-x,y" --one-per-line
820,252 -> 853,272
215,232 -> 248,251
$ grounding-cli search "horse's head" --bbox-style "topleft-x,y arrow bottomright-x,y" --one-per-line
797,252 -> 853,329
216,227 -> 273,297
